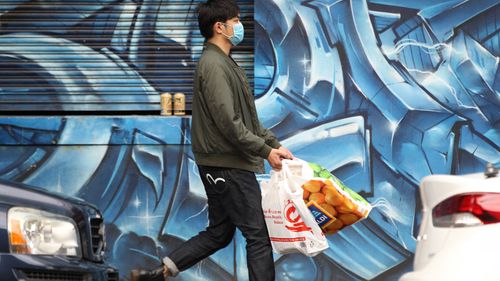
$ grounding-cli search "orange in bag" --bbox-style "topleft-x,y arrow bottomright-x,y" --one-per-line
299,162 -> 372,235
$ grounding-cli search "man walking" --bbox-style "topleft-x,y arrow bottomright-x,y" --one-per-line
131,0 -> 292,280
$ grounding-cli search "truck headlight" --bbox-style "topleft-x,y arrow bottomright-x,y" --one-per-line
8,207 -> 81,257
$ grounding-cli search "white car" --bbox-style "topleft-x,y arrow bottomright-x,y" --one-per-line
400,164 -> 500,281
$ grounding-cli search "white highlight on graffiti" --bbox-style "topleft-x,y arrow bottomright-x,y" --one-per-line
165,119 -> 191,143
57,174 -> 62,193
192,162 -> 200,177
128,192 -> 163,237
389,120 -> 399,132
300,54 -> 310,66
133,194 -> 141,208
129,248 -> 162,263
371,196 -> 409,250
314,122 -> 360,140
184,204 -> 209,223
381,39 -> 479,111
206,173 -> 226,185
192,260 -> 209,281
300,54 -> 313,94
382,39 -> 450,60
406,68 -> 475,111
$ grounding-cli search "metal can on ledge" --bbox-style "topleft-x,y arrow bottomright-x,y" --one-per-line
160,92 -> 172,115
174,92 -> 185,116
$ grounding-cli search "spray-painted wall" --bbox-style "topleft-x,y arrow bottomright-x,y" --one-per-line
0,0 -> 254,111
253,0 -> 499,279
0,0 -> 499,280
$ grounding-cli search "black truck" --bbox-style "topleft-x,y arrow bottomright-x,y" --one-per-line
0,179 -> 118,281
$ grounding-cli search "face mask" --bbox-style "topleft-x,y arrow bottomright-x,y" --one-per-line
222,22 -> 244,46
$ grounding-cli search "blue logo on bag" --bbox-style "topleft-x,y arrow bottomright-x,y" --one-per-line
307,202 -> 334,228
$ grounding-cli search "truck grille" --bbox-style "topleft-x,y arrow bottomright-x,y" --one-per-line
106,270 -> 119,281
90,217 -> 104,257
19,269 -> 87,281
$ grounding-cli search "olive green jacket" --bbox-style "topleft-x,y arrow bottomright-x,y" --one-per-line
191,43 -> 281,173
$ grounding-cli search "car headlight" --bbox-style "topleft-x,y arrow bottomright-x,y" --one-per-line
8,207 -> 81,257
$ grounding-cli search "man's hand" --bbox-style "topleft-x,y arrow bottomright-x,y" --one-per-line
267,148 -> 292,170
278,146 -> 294,160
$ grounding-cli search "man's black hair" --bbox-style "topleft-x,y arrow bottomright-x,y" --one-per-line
197,0 -> 240,40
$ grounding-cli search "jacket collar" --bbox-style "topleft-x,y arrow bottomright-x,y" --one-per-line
205,42 -> 238,67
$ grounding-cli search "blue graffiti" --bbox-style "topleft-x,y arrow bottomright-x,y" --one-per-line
255,0 -> 499,279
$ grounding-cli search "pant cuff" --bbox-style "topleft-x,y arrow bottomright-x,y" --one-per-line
162,256 -> 180,277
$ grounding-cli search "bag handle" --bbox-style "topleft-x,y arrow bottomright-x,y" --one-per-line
281,159 -> 306,196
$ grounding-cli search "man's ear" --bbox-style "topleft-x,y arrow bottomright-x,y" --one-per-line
213,22 -> 224,35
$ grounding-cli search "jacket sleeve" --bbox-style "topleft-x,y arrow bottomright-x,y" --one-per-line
202,62 -> 273,159
259,122 -> 281,149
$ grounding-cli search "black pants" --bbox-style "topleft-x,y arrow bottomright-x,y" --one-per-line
167,165 -> 275,281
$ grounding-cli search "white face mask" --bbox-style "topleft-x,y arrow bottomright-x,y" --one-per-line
221,22 -> 245,46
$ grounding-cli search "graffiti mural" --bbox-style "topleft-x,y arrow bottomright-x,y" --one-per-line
254,0 -> 499,279
0,0 -> 253,111
0,0 -> 499,281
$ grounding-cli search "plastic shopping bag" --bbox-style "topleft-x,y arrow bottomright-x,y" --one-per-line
261,159 -> 329,256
